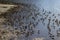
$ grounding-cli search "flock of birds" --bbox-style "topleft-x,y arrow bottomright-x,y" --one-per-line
0,4 -> 60,40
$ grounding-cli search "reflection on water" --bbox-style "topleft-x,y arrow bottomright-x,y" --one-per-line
0,2 -> 60,40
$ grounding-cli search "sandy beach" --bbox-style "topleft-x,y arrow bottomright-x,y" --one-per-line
0,4 -> 18,14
